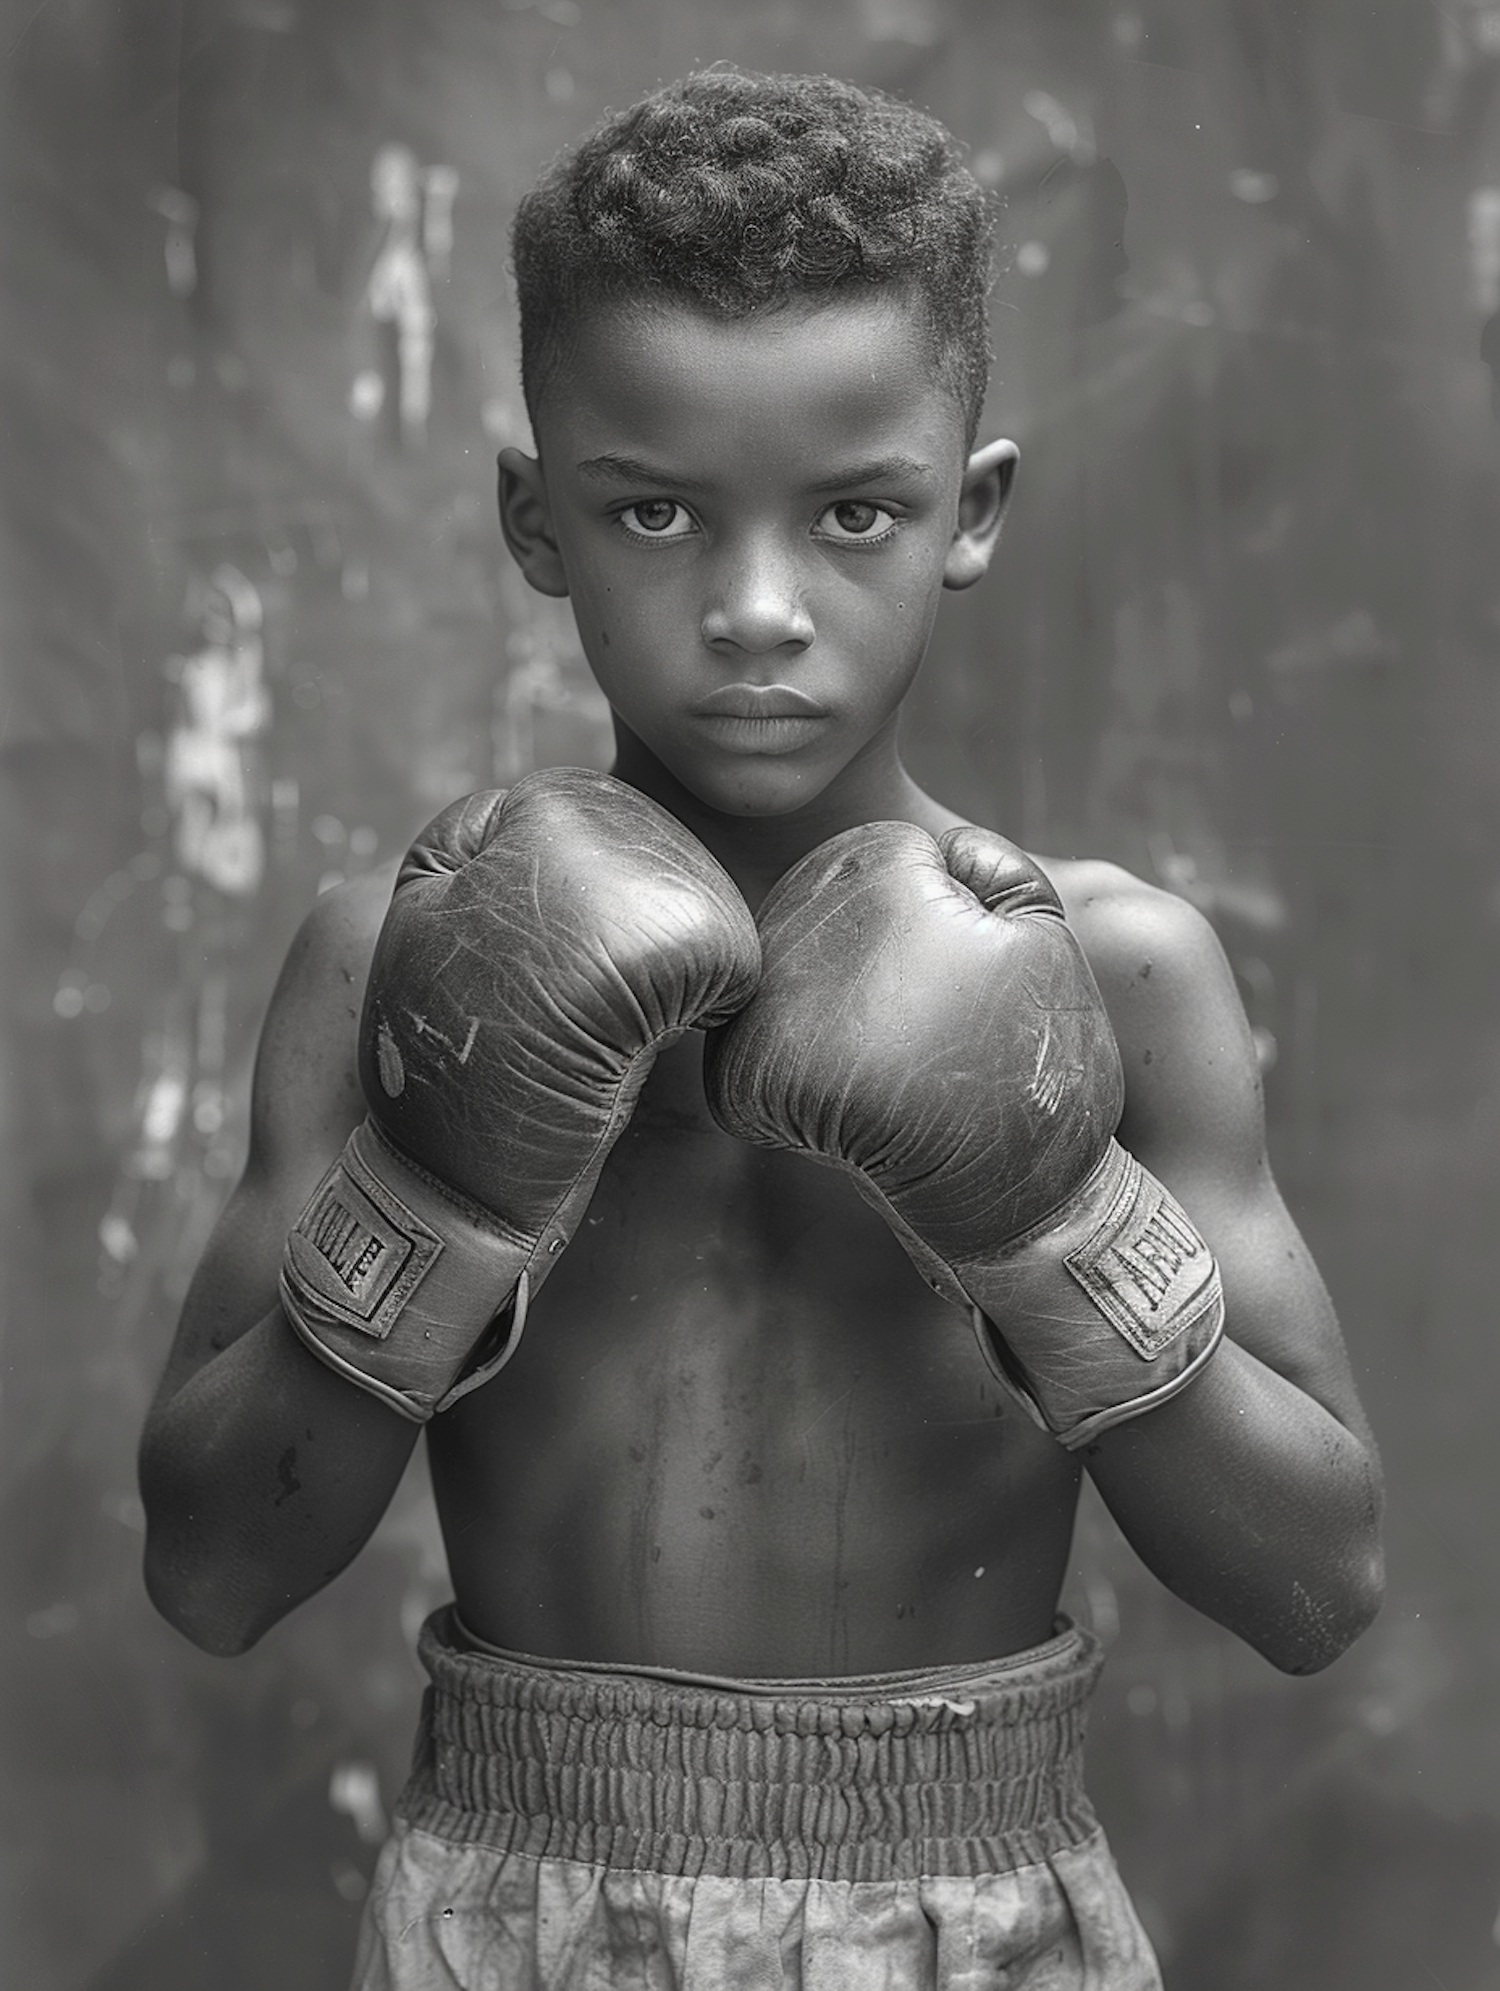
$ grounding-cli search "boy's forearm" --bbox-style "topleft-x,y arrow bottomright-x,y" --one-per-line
139,1310 -> 420,1655
1081,1338 -> 1384,1674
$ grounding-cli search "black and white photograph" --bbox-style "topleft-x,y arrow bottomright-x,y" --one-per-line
3,3 -> 1498,1986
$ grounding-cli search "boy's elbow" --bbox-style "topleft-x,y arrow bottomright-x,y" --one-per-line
138,1431 -> 286,1656
1260,1450 -> 1387,1676
142,1534 -> 279,1658
1261,1540 -> 1386,1677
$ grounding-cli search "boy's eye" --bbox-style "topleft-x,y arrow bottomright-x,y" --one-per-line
618,499 -> 696,539
816,500 -> 899,542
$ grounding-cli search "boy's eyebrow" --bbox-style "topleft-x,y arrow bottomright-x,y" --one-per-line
805,455 -> 938,493
574,452 -> 939,492
574,453 -> 711,493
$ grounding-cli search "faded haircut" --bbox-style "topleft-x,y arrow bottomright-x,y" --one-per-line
512,68 -> 994,444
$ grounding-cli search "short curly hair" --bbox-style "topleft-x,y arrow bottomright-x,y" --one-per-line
512,69 -> 995,444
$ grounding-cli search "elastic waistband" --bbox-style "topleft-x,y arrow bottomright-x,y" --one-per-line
399,1605 -> 1104,1882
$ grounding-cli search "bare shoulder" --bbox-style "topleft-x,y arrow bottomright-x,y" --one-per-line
246,860 -> 399,1180
1036,854 -> 1220,997
1033,853 -> 1265,1175
276,860 -> 398,989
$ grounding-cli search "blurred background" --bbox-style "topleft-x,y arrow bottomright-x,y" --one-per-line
3,0 -> 1500,1984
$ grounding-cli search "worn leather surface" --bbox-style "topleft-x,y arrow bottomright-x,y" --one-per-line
361,765 -> 761,1263
704,819 -> 1123,1258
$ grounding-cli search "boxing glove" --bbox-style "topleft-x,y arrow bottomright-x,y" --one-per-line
281,767 -> 760,1420
703,821 -> 1224,1449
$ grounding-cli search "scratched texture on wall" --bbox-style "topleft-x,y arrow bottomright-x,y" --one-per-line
3,2 -> 1500,1986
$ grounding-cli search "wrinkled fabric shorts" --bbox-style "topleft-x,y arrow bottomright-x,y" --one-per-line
350,1606 -> 1161,1989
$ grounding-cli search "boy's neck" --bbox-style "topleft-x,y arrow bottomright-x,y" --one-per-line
607,723 -> 963,907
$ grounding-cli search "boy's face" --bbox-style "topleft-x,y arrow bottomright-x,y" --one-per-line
500,290 -> 1013,819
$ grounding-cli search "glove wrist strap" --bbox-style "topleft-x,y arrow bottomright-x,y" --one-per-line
960,1143 -> 1225,1449
280,1118 -> 531,1422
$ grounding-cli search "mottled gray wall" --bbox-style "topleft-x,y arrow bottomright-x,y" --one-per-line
4,2 -> 1500,1985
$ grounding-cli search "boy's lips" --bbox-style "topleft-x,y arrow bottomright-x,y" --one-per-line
690,684 -> 830,758
692,684 -> 828,720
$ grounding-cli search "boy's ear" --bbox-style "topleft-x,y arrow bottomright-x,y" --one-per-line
943,438 -> 1019,592
497,448 -> 570,599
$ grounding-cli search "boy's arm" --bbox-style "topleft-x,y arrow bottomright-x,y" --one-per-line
138,870 -> 423,1657
141,771 -> 762,1657
1065,867 -> 1384,1674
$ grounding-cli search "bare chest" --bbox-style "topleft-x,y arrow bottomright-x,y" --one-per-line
427,1034 -> 1080,1672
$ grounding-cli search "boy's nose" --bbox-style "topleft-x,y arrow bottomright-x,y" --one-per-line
700,540 -> 814,656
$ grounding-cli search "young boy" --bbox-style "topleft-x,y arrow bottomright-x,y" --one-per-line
139,70 -> 1384,1989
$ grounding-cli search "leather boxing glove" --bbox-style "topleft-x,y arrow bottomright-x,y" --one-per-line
281,767 -> 760,1421
703,821 -> 1224,1449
